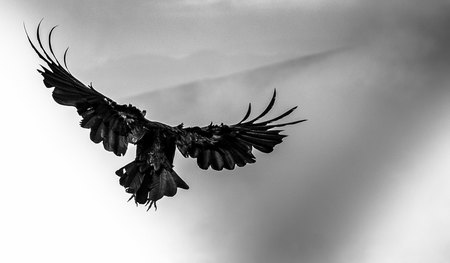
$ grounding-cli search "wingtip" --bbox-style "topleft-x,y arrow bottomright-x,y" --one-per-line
293,119 -> 307,124
36,18 -> 45,42
238,102 -> 252,124
63,47 -> 70,71
24,22 -> 32,41
37,18 -> 43,32
245,89 -> 277,124
48,25 -> 61,65
36,19 -> 53,62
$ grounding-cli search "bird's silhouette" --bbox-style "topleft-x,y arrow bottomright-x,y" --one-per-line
26,22 -> 306,210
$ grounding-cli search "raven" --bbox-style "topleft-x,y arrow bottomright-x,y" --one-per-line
26,22 -> 306,210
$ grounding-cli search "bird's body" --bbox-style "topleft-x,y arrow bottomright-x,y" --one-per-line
26,22 -> 305,209
117,129 -> 188,209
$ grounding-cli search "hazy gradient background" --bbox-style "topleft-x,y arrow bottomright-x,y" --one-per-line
2,0 -> 450,262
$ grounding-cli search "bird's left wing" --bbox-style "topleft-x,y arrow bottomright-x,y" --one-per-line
175,90 -> 306,170
26,23 -> 148,156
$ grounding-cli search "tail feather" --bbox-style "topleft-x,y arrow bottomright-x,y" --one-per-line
116,160 -> 189,208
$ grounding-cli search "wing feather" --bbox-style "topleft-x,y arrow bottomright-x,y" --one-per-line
175,90 -> 306,170
27,23 -> 148,156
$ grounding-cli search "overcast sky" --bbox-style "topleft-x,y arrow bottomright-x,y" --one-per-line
2,1 -> 450,263
16,0 -> 369,56
7,0 -> 450,96
11,0 -> 450,96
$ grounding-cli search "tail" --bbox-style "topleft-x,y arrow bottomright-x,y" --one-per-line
115,160 -> 189,210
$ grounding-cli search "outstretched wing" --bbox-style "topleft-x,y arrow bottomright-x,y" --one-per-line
175,90 -> 306,170
26,22 -> 148,156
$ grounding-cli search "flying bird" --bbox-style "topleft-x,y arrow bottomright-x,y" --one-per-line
26,23 -> 306,210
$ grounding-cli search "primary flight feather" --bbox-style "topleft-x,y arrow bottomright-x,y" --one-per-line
26,22 -> 306,210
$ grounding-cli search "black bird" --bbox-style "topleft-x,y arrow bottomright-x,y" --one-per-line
26,23 -> 306,210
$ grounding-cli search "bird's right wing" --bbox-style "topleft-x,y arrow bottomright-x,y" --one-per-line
175,90 -> 306,170
26,22 -> 149,156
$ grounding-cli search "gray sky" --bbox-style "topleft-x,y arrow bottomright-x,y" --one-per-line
17,0 -> 367,56
2,1 -> 450,263
13,0 -> 436,97
11,0 -> 450,97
